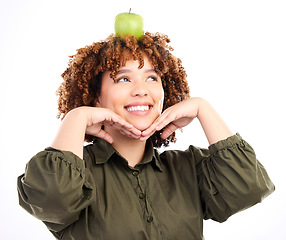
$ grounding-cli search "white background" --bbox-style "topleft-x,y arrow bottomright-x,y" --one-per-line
1,0 -> 285,239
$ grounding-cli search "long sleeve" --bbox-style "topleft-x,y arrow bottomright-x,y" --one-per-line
17,147 -> 95,233
195,134 -> 275,222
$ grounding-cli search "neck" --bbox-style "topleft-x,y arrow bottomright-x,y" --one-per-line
108,128 -> 147,167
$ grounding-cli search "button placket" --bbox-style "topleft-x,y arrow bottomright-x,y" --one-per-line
132,171 -> 145,199
130,168 -> 153,225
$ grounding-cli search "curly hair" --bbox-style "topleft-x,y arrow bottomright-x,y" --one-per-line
57,32 -> 190,148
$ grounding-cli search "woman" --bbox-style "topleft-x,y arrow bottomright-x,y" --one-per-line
17,32 -> 274,239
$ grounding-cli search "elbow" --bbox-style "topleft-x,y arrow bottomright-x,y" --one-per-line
17,172 -> 86,225
228,173 -> 275,217
245,160 -> 275,205
249,175 -> 275,203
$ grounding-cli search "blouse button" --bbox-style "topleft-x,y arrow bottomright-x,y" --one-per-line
139,193 -> 146,199
132,171 -> 139,177
147,216 -> 153,222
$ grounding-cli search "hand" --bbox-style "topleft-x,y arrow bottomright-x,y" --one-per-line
51,107 -> 142,159
140,98 -> 200,141
85,107 -> 142,143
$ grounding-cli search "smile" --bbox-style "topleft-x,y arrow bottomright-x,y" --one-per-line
126,105 -> 151,112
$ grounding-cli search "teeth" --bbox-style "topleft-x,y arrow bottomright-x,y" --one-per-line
126,105 -> 150,112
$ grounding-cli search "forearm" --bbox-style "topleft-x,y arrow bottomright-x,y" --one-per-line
197,98 -> 233,145
51,107 -> 87,159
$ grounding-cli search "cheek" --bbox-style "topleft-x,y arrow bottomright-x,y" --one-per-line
99,86 -> 129,109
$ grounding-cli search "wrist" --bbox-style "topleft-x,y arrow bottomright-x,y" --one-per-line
51,107 -> 89,159
188,97 -> 206,120
195,98 -> 233,145
67,107 -> 90,127
196,98 -> 209,119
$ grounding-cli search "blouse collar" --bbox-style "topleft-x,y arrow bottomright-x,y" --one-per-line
90,138 -> 163,172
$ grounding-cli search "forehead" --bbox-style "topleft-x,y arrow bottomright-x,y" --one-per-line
101,57 -> 160,84
118,56 -> 154,72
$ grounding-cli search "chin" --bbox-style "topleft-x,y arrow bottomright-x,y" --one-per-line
134,124 -> 151,132
131,121 -> 153,132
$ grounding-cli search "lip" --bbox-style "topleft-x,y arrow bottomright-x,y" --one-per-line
124,102 -> 153,115
125,102 -> 153,107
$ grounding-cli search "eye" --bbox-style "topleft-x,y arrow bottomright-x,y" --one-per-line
116,77 -> 130,83
146,76 -> 158,82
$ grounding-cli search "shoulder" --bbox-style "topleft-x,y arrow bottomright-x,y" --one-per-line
155,145 -> 210,173
157,145 -> 209,161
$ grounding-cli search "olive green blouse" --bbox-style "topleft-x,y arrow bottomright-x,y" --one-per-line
17,134 -> 274,240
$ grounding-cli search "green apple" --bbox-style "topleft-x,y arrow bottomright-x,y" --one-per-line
114,10 -> 144,40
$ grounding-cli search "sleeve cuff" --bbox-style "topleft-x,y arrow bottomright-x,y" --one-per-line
208,133 -> 242,155
45,147 -> 85,170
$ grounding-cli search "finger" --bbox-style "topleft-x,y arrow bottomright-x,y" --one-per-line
119,128 -> 141,139
116,125 -> 141,139
93,129 -> 114,144
140,122 -> 163,140
106,121 -> 142,138
139,134 -> 153,142
106,113 -> 142,136
155,112 -> 180,132
140,121 -> 179,141
142,111 -> 175,137
127,126 -> 142,137
160,123 -> 179,139
107,116 -> 133,130
141,113 -> 168,137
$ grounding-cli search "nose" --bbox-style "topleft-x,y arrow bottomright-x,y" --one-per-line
131,82 -> 148,97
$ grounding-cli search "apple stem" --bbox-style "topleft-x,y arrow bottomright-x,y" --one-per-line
129,8 -> 131,14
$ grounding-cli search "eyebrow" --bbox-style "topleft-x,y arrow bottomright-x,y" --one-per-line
116,68 -> 157,75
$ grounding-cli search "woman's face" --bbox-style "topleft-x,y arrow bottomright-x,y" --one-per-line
97,56 -> 164,132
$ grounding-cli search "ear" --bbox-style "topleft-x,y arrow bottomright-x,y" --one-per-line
94,99 -> 101,107
93,95 -> 102,107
